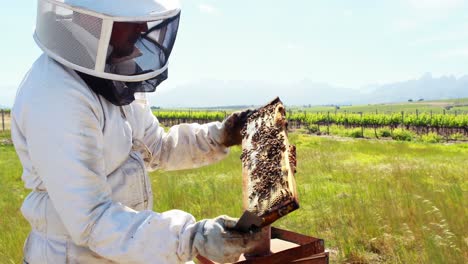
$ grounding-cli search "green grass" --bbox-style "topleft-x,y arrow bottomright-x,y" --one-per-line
337,103 -> 466,114
303,124 -> 468,142
291,98 -> 468,114
0,131 -> 29,264
454,106 -> 468,112
430,98 -> 468,104
0,131 -> 467,263
0,130 -> 11,141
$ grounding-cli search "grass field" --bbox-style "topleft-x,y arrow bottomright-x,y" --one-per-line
291,98 -> 468,115
296,125 -> 468,143
0,130 -> 466,263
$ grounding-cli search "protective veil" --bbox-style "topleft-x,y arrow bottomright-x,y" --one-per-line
35,0 -> 180,105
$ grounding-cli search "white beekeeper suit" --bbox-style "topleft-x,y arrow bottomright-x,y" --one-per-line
11,0 -> 258,263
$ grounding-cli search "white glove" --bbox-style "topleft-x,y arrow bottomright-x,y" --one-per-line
191,215 -> 260,263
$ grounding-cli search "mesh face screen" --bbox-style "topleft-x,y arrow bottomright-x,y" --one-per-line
241,98 -> 299,225
35,0 -> 180,81
36,0 -> 103,70
104,15 -> 180,77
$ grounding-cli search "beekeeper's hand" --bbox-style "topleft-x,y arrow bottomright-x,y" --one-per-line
190,215 -> 260,263
221,109 -> 255,147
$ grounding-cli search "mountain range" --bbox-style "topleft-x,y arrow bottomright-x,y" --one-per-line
1,74 -> 467,108
150,73 -> 468,108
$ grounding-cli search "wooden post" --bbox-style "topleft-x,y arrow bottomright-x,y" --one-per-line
415,109 -> 419,134
1,109 -> 4,131
327,111 -> 330,135
360,112 -> 363,137
344,110 -> 347,128
401,111 -> 404,128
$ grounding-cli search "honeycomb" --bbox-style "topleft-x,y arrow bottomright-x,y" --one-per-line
240,97 -> 299,226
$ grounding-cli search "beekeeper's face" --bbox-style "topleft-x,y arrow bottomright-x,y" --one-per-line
110,22 -> 149,58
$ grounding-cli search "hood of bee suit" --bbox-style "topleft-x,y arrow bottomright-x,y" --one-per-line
34,0 -> 181,84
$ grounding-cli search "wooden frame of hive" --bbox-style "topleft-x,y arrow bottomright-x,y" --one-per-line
240,97 -> 299,229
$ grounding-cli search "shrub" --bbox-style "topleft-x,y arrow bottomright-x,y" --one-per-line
421,132 -> 443,143
392,128 -> 413,141
449,133 -> 465,141
305,124 -> 319,134
347,128 -> 364,138
378,128 -> 392,137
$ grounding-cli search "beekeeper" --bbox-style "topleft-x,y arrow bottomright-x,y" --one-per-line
11,0 -> 258,263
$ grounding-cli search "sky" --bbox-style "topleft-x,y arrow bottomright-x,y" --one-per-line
1,0 -> 467,107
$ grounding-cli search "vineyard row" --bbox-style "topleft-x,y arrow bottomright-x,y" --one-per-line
154,111 -> 468,129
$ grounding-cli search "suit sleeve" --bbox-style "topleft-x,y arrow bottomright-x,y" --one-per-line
141,106 -> 230,171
